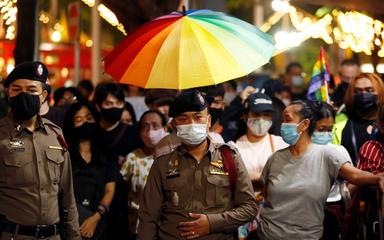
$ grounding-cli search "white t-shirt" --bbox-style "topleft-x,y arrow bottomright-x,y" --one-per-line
236,134 -> 288,180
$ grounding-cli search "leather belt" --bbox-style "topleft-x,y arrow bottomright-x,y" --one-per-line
2,221 -> 60,239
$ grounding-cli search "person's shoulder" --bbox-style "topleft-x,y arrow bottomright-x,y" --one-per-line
360,140 -> 384,155
42,117 -> 63,133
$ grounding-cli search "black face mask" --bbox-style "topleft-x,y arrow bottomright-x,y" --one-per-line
9,92 -> 41,120
100,107 -> 123,123
209,108 -> 223,124
74,122 -> 97,140
354,92 -> 377,112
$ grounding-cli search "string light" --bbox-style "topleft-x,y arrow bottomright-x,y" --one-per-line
81,0 -> 126,35
268,2 -> 384,57
0,0 -> 17,40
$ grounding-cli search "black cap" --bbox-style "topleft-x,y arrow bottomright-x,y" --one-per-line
245,92 -> 273,113
4,61 -> 48,88
169,90 -> 208,118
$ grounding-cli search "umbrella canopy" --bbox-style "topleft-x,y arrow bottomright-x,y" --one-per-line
105,9 -> 275,89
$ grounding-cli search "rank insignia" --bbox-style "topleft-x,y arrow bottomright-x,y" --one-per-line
166,168 -> 181,179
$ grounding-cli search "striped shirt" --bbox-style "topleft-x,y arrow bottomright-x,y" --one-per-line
357,140 -> 384,174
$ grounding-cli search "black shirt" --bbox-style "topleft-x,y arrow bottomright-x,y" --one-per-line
341,114 -> 375,164
71,149 -> 120,212
98,122 -> 142,165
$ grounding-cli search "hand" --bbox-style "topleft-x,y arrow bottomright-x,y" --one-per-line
240,86 -> 256,102
378,176 -> 384,192
179,213 -> 210,239
80,213 -> 101,238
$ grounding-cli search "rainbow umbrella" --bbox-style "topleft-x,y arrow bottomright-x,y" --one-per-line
104,9 -> 275,89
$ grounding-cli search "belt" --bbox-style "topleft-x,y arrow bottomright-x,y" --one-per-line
2,221 -> 60,239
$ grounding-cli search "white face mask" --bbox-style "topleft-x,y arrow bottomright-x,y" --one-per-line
142,128 -> 168,148
247,118 -> 272,136
176,123 -> 208,145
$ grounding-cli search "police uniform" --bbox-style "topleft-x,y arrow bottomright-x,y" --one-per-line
0,62 -> 80,240
138,91 -> 257,239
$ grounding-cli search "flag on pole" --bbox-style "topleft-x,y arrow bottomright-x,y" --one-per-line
307,47 -> 331,102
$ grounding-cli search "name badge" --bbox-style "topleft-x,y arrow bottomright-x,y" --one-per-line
209,167 -> 229,175
48,145 -> 64,150
8,139 -> 25,152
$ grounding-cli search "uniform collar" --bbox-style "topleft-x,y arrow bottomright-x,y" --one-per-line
7,113 -> 48,137
178,137 -> 216,160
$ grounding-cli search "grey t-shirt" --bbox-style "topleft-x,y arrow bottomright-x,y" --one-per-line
257,144 -> 349,240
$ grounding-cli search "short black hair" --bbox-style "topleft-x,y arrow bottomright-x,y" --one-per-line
139,110 -> 167,129
94,83 -> 125,106
341,59 -> 358,67
285,62 -> 302,74
290,100 -> 317,135
310,101 -> 335,121
198,84 -> 225,98
78,79 -> 94,92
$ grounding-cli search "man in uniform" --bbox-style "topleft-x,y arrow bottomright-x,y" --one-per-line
0,61 -> 80,239
138,90 -> 257,239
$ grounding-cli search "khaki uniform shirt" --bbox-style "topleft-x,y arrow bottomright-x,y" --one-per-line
0,115 -> 81,239
138,140 -> 257,239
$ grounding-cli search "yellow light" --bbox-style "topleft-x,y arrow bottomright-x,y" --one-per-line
85,40 -> 93,47
378,50 -> 384,58
61,68 -> 69,78
51,31 -> 62,42
6,64 -> 14,74
81,0 -> 95,7
361,64 -> 374,73
98,4 -> 119,26
271,0 -> 290,12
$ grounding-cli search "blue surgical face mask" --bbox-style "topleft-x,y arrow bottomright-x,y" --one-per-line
311,131 -> 333,145
280,120 -> 304,145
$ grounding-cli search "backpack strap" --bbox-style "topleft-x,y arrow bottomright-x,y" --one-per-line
219,145 -> 237,194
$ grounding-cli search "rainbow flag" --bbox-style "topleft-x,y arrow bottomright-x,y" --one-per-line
307,47 -> 331,102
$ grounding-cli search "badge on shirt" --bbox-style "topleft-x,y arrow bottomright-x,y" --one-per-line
48,145 -> 64,150
8,139 -> 25,152
209,159 -> 228,175
166,168 -> 181,179
209,167 -> 229,175
166,158 -> 181,179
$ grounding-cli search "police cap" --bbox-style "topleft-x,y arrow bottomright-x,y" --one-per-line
169,90 -> 208,118
3,61 -> 48,88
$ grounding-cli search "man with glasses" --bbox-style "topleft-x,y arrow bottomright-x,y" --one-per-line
0,61 -> 80,239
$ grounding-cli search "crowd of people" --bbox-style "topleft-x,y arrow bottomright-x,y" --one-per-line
0,58 -> 384,240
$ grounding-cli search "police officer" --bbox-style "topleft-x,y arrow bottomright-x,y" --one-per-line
138,90 -> 257,239
0,61 -> 81,240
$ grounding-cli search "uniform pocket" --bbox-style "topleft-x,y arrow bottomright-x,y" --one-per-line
163,178 -> 187,209
45,149 -> 65,183
1,149 -> 35,186
206,174 -> 230,207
